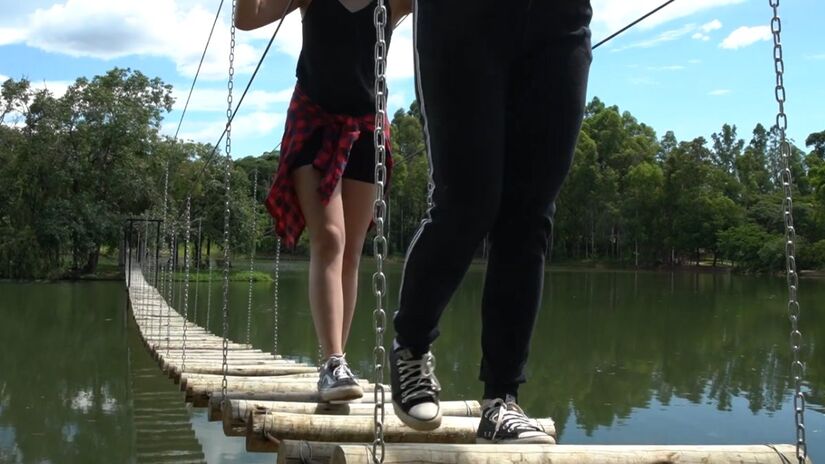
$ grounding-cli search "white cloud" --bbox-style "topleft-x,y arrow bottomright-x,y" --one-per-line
700,19 -> 723,33
0,27 -> 27,46
387,18 -> 414,80
709,89 -> 732,96
613,23 -> 696,50
692,20 -> 722,41
3,0 -> 265,81
169,111 -> 285,146
31,79 -> 73,97
171,86 -> 294,113
804,53 -> 825,61
3,0 -> 414,85
591,0 -> 744,40
689,59 -> 702,64
647,65 -> 685,71
720,26 -> 772,50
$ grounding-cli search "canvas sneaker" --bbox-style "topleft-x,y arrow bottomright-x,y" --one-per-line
389,341 -> 442,430
317,355 -> 363,402
476,395 -> 555,444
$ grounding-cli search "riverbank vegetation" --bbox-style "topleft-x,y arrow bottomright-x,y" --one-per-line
2,68 -> 824,279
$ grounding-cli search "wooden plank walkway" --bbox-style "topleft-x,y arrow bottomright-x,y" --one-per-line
125,266 -> 809,464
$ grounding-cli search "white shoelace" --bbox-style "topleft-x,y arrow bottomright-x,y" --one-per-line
486,399 -> 544,439
398,352 -> 441,403
327,356 -> 355,381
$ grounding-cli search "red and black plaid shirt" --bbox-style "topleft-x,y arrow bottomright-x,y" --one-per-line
265,85 -> 392,248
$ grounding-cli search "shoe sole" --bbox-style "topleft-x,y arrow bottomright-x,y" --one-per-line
475,435 -> 556,445
320,385 -> 364,402
392,400 -> 442,431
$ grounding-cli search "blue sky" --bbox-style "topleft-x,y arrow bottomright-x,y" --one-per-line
1,0 -> 823,158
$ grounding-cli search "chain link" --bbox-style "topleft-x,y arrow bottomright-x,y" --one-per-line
159,162 -> 170,348
182,197 -> 192,374
372,1 -> 388,461
193,219 -> 202,326
221,0 -> 237,404
166,223 -> 175,357
272,236 -> 281,354
207,259 -> 213,332
246,169 -> 258,345
769,1 -> 806,462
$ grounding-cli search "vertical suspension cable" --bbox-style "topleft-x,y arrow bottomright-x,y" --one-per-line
166,222 -> 175,357
221,0 -> 237,406
246,169 -> 258,345
194,219 -> 202,325
768,1 -> 807,462
371,1 -> 389,462
161,163 -> 171,351
182,197 -> 192,374
272,236 -> 281,354
207,258 -> 213,332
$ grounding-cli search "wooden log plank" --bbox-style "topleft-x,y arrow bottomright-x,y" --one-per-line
331,444 -> 810,464
185,377 -> 382,406
246,413 -> 555,452
195,384 -> 386,408
277,441 -> 342,464
229,399 -> 480,423
183,375 -> 377,396
224,400 -> 481,436
168,364 -> 317,378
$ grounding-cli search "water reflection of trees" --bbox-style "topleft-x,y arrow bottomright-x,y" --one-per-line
520,271 -> 823,436
0,283 -> 132,463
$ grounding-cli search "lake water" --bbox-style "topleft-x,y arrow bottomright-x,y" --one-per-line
1,262 -> 823,463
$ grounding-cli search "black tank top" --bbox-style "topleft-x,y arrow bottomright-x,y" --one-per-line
296,0 -> 393,116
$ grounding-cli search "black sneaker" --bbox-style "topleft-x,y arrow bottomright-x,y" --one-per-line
390,341 -> 442,430
317,355 -> 363,402
476,395 -> 554,444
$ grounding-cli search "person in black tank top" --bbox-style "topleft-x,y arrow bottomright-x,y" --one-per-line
236,0 -> 411,403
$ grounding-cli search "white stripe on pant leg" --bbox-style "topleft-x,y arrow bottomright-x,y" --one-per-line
398,0 -> 437,303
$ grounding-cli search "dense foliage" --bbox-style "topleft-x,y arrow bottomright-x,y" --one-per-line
1,69 -> 824,278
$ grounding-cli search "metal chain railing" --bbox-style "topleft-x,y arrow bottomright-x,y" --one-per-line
207,259 -> 213,332
193,218 -> 202,326
246,169 -> 258,345
221,0 -> 237,405
166,223 -> 175,357
272,236 -> 281,354
371,1 -> 389,461
182,197 -> 192,374
768,1 -> 807,462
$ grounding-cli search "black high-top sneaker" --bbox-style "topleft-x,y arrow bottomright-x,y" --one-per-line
317,355 -> 363,402
389,341 -> 442,430
476,395 -> 555,444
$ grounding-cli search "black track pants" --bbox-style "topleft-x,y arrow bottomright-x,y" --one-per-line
393,0 -> 593,390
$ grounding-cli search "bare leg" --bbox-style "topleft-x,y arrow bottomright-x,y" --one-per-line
340,178 -> 377,349
293,166 -> 346,359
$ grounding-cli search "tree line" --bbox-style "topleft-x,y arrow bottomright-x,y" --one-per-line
1,68 -> 824,279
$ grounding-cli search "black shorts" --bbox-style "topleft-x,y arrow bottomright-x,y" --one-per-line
291,129 -> 376,184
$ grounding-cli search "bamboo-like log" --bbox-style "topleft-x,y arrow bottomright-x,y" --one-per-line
168,364 -> 317,378
206,391 -> 385,421
228,399 -> 480,424
157,351 -> 280,359
331,444 -> 810,464
159,359 -> 295,371
277,441 -> 342,464
246,412 -> 555,452
181,373 -> 334,389
187,381 -> 383,407
184,375 -> 377,395
150,342 -> 252,350
223,400 -> 481,436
